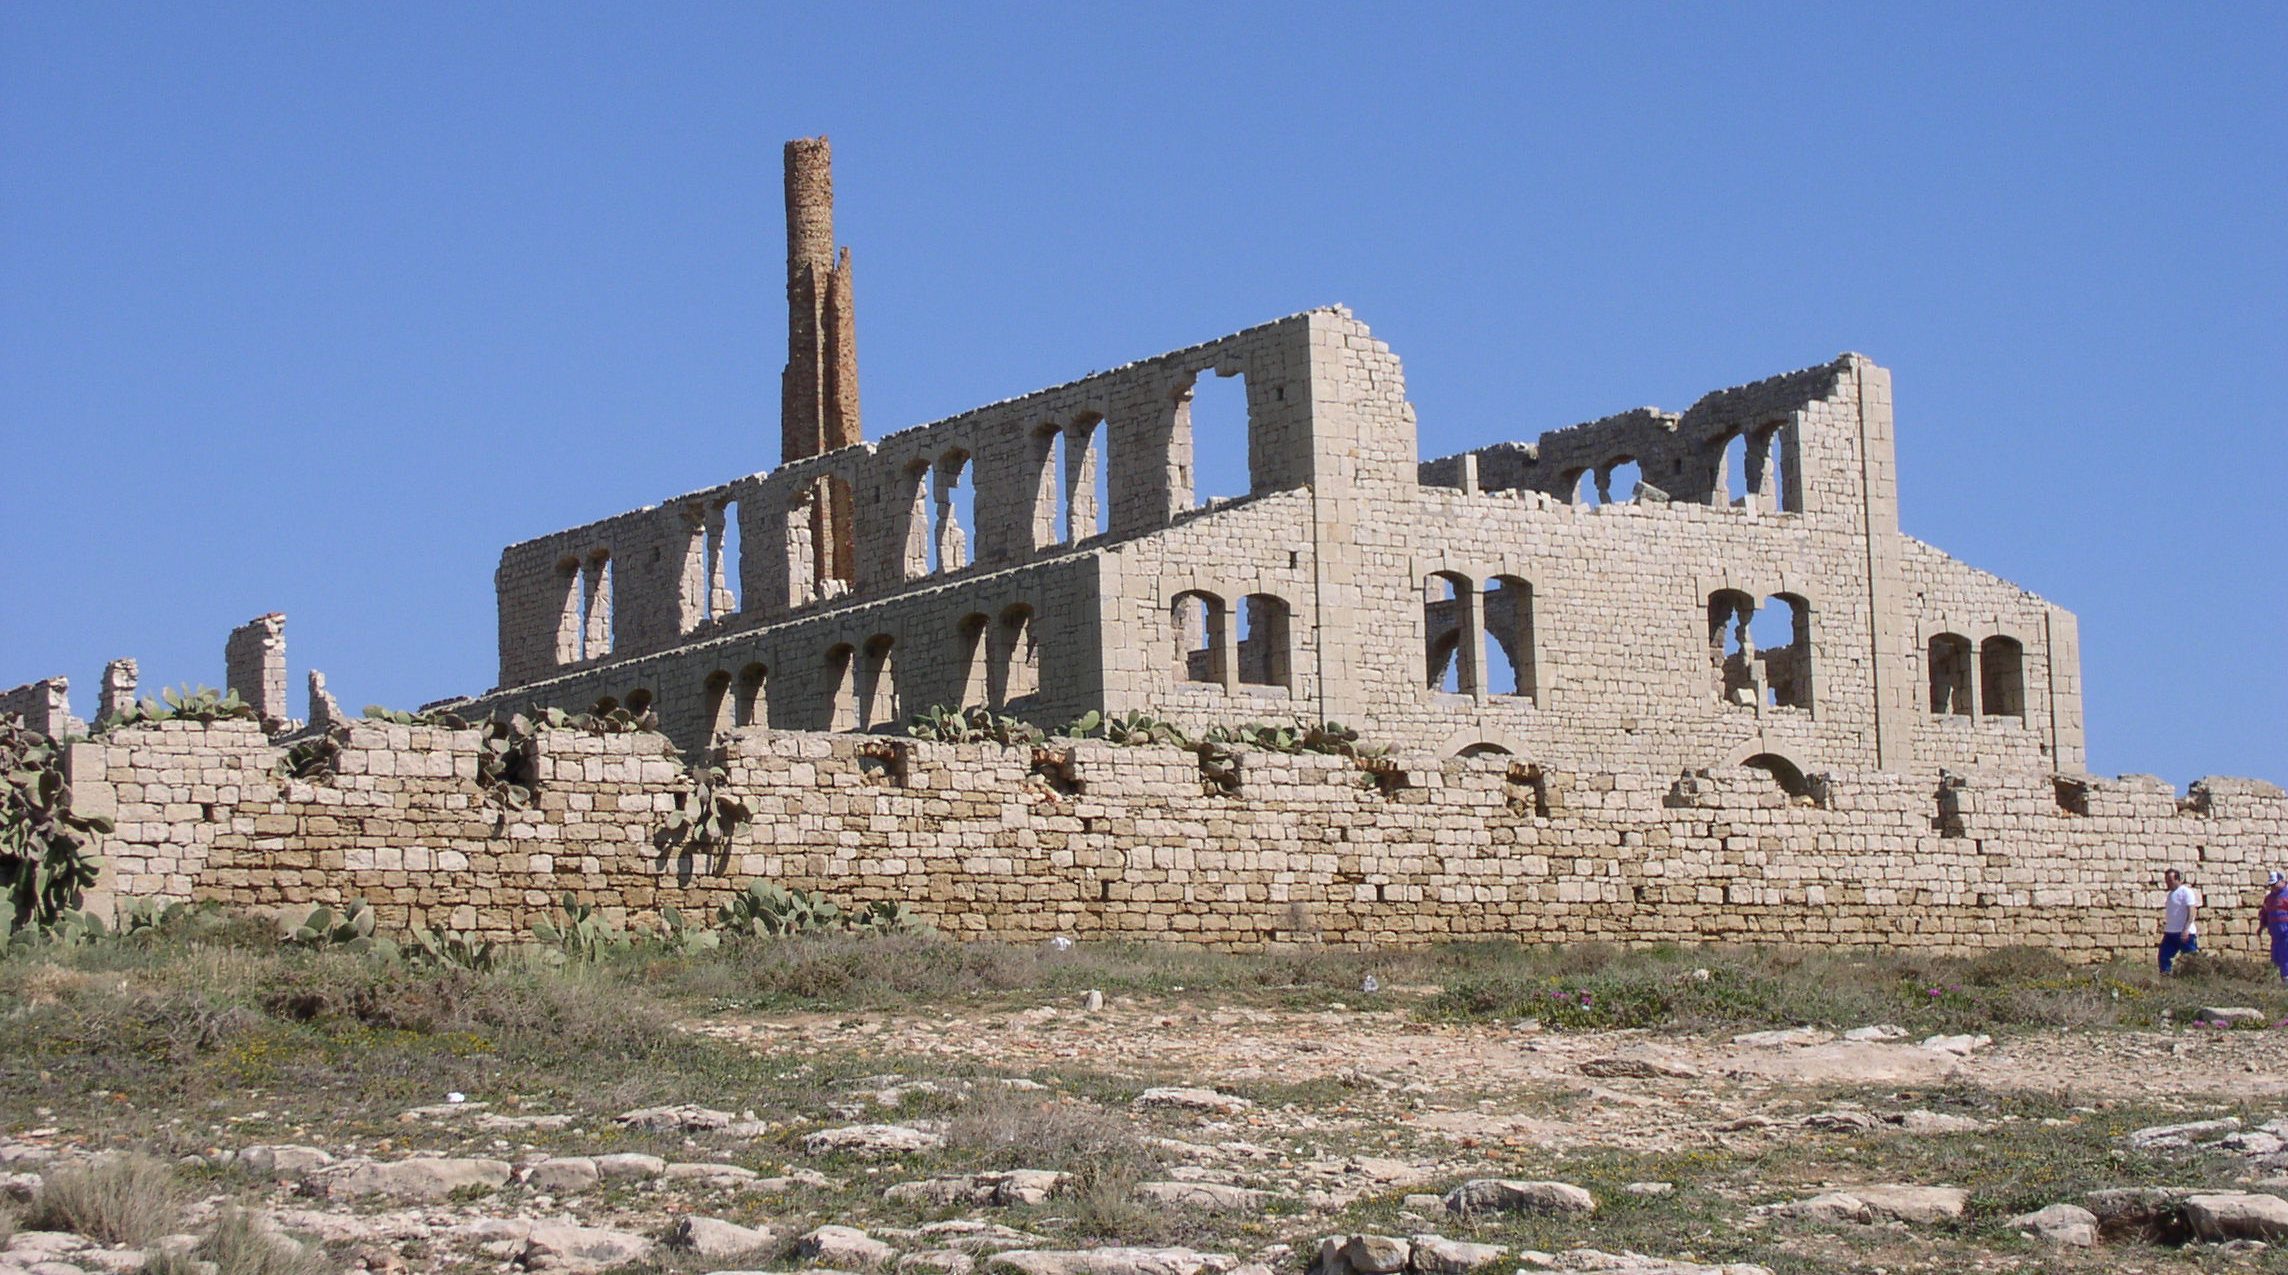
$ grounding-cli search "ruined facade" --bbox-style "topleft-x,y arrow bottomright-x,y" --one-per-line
463,140 -> 2082,786
16,135 -> 2255,959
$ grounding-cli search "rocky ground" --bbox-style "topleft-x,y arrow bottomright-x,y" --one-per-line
7,967 -> 2288,1275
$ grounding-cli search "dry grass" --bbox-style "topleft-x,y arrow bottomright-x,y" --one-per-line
27,1153 -> 183,1247
941,1087 -> 1163,1190
195,1209 -> 329,1275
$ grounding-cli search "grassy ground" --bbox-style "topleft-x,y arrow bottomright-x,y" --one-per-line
4,918 -> 2286,1274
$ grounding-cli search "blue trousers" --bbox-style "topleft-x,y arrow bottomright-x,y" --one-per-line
2159,930 -> 2199,973
2271,924 -> 2288,980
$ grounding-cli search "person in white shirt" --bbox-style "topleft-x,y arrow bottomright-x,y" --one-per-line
2159,868 -> 2200,974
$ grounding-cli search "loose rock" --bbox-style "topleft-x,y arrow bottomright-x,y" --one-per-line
523,1157 -> 599,1193
1443,1179 -> 1596,1216
2185,1192 -> 2288,1243
1407,1236 -> 1503,1275
515,1223 -> 653,1272
1132,1088 -> 1252,1115
805,1124 -> 944,1157
238,1145 -> 333,1178
666,1217 -> 779,1259
2005,1203 -> 2097,1247
801,1225 -> 897,1270
1136,1182 -> 1265,1211
989,1248 -> 1232,1275
613,1104 -> 733,1132
319,1157 -> 511,1201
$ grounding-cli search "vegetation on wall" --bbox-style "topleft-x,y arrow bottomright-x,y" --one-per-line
0,714 -> 112,938
98,685 -> 257,732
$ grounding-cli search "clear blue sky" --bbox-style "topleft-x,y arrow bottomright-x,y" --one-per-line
3,4 -> 2281,783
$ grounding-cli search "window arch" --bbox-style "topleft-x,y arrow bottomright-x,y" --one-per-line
706,499 -> 741,620
954,613 -> 990,707
1425,572 -> 1477,694
815,475 -> 856,598
554,556 -> 584,665
582,551 -> 614,658
1180,369 -> 1250,508
1236,593 -> 1291,689
1928,633 -> 1974,716
898,460 -> 931,582
1172,591 -> 1227,685
992,605 -> 1040,706
823,644 -> 856,732
1715,430 -> 1750,507
1742,752 -> 1812,799
1031,423 -> 1067,550
1708,590 -> 1757,705
1597,456 -> 1642,506
733,663 -> 768,727
931,451 -> 974,574
1071,413 -> 1109,540
1562,467 -> 1591,506
1484,576 -> 1537,700
858,635 -> 899,731
702,670 -> 733,739
1754,593 -> 1812,710
1981,636 -> 2025,719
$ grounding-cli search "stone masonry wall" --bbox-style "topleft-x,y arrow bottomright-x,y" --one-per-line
64,720 -> 2288,960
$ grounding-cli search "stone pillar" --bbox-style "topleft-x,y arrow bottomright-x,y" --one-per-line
225,613 -> 289,727
98,659 -> 139,723
307,670 -> 347,733
0,677 -> 73,736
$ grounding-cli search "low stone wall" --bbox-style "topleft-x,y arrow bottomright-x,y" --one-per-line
61,720 -> 2288,958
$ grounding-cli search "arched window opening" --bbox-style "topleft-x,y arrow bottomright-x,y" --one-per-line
554,557 -> 584,665
1708,590 -> 1757,706
823,645 -> 857,732
1753,424 -> 1793,513
898,460 -> 931,582
1752,593 -> 1812,710
1981,636 -> 2026,719
991,605 -> 1040,706
582,551 -> 614,659
702,670 -> 734,739
733,663 -> 767,728
1172,592 -> 1226,685
1484,576 -> 1537,699
816,475 -> 857,598
1071,414 -> 1111,541
930,451 -> 974,575
858,635 -> 899,731
1182,370 -> 1250,508
1564,468 -> 1593,506
1928,633 -> 1974,716
676,506 -> 711,632
784,489 -> 819,607
706,499 -> 741,620
1717,431 -> 1750,507
1425,572 -> 1476,694
1742,752 -> 1812,799
1599,457 -> 1643,505
1236,594 -> 1291,689
1032,424 -> 1068,550
955,614 -> 990,707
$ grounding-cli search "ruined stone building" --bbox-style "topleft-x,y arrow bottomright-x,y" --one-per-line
15,137 -> 2279,958
444,136 -> 2082,785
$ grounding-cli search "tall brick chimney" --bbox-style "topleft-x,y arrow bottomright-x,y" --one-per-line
781,136 -> 861,588
781,136 -> 860,463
